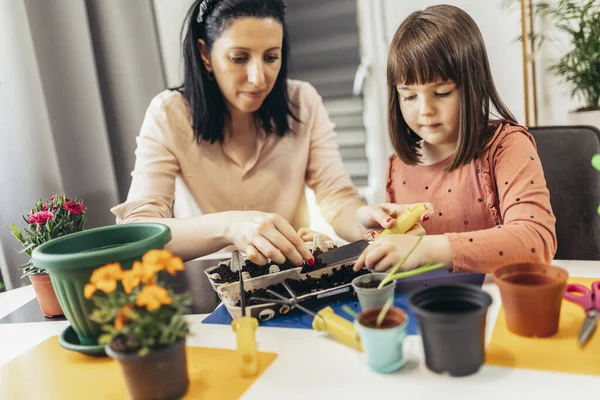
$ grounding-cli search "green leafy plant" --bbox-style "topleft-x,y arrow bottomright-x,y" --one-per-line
7,195 -> 87,277
502,0 -> 600,110
85,249 -> 193,356
343,296 -> 395,328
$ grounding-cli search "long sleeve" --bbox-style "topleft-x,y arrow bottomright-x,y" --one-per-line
446,127 -> 557,273
303,83 -> 362,225
111,92 -> 184,223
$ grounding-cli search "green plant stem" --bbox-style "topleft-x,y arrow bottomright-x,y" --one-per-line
375,297 -> 394,328
378,262 -> 446,289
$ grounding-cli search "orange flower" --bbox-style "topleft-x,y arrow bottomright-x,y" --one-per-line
142,249 -> 185,276
135,284 -> 172,311
121,267 -> 141,294
84,283 -> 96,299
164,257 -> 184,276
114,305 -> 133,330
84,262 -> 124,298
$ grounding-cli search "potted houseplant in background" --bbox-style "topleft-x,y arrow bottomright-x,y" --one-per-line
7,195 -> 87,316
503,0 -> 600,127
87,249 -> 193,400
537,0 -> 600,128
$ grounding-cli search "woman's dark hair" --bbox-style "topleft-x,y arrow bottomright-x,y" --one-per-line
178,0 -> 297,143
387,5 -> 516,171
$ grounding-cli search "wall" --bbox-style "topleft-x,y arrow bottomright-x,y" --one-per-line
381,0 -> 582,126
153,0 -> 196,88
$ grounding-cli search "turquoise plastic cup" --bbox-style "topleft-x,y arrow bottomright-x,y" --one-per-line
355,306 -> 409,373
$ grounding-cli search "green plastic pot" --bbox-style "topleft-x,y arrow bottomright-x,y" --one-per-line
31,223 -> 172,345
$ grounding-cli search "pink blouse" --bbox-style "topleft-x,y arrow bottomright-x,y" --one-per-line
386,122 -> 557,273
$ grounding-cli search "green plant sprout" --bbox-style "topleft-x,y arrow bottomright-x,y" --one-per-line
377,235 -> 446,289
342,296 -> 394,329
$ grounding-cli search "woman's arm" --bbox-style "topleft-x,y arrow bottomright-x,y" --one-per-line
112,93 -> 312,265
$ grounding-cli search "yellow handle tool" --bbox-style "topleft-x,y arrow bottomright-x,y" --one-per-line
376,203 -> 425,239
312,306 -> 363,352
231,250 -> 259,378
231,316 -> 259,377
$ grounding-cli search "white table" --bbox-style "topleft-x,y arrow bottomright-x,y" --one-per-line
0,260 -> 598,399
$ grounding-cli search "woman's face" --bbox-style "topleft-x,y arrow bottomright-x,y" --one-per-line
200,17 -> 283,115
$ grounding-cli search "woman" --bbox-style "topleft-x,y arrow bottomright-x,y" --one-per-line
112,0 -> 428,266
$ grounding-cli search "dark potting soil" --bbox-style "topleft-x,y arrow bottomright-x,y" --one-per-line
211,259 -> 297,284
238,264 -> 370,306
354,277 -> 392,289
211,244 -> 338,284
110,334 -> 142,354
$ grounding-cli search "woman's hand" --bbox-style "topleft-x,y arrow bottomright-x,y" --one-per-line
356,202 -> 434,239
296,228 -> 332,242
353,234 -> 425,272
225,211 -> 314,266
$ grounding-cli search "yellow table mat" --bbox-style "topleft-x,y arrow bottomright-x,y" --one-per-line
486,277 -> 599,376
0,336 -> 277,399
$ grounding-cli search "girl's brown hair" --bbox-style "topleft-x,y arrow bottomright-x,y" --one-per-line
387,5 -> 516,170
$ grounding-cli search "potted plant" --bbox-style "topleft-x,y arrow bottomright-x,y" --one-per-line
343,298 -> 409,373
7,195 -> 87,316
351,235 -> 446,311
503,0 -> 600,127
86,249 -> 193,400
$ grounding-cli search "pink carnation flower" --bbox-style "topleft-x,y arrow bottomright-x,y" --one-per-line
64,201 -> 85,214
28,211 -> 54,225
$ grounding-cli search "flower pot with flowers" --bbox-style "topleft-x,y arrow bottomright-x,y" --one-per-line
7,195 -> 87,317
86,249 -> 193,400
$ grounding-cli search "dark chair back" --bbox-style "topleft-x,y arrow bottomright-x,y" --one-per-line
529,125 -> 600,260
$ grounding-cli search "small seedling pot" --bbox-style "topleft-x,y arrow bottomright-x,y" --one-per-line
352,273 -> 395,311
355,306 -> 408,373
409,284 -> 492,377
493,263 -> 568,337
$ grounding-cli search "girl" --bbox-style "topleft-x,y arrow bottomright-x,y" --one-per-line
355,5 -> 556,274
112,0 -> 423,267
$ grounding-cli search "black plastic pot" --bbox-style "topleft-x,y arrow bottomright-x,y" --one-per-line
409,284 -> 492,377
106,338 -> 189,400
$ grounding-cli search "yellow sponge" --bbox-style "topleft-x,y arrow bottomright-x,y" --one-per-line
376,203 -> 425,238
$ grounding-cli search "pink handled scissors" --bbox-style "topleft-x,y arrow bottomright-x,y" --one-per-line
563,281 -> 600,346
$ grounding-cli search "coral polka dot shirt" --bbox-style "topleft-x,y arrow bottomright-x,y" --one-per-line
386,122 -> 557,273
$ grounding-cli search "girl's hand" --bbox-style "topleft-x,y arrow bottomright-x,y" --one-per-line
356,202 -> 434,239
296,228 -> 332,243
225,211 -> 314,266
353,234 -> 425,272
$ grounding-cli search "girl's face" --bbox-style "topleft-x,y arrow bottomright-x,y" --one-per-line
396,79 -> 460,148
200,17 -> 283,115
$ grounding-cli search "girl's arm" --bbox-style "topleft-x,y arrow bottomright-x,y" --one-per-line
443,126 -> 557,273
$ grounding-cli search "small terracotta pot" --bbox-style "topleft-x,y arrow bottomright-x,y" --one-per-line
493,263 -> 568,337
106,339 -> 189,400
28,273 -> 63,317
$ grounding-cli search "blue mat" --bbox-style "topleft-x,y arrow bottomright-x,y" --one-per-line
202,293 -> 418,334
201,270 -> 485,336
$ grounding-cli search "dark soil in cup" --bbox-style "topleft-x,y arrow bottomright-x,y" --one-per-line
354,277 -> 393,289
238,264 -> 370,306
502,272 -> 557,286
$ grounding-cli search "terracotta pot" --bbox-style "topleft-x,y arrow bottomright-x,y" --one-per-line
106,339 -> 189,400
493,263 -> 568,337
28,273 -> 63,317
